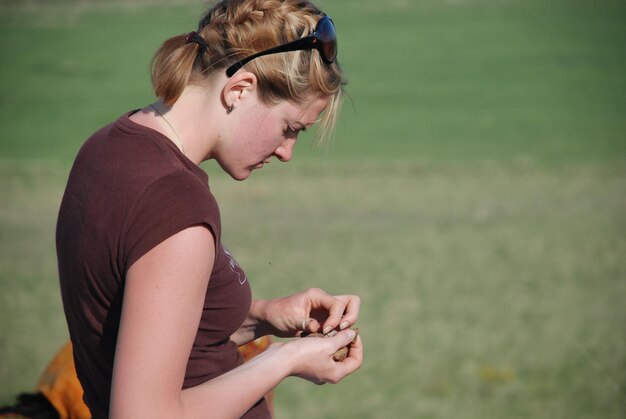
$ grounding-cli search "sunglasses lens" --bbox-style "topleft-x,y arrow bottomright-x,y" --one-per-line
317,17 -> 337,63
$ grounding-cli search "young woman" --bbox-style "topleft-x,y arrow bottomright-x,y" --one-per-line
56,0 -> 362,418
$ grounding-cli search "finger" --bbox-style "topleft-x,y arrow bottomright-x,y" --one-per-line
297,318 -> 309,331
334,295 -> 361,330
321,298 -> 347,335
341,334 -> 363,370
297,317 -> 321,333
306,289 -> 346,334
323,334 -> 362,385
328,328 -> 358,351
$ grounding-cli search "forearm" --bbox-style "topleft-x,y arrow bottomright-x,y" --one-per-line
230,299 -> 272,346
180,343 -> 288,418
183,329 -> 361,417
114,329 -> 361,418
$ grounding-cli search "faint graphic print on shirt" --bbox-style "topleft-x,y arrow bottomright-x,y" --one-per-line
223,246 -> 248,285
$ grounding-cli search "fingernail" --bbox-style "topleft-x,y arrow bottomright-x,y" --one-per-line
340,321 -> 350,330
347,329 -> 356,340
326,329 -> 338,337
323,325 -> 333,335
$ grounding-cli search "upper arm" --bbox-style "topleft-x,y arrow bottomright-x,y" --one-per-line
110,225 -> 215,418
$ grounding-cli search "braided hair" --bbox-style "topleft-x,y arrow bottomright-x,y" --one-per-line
151,0 -> 346,143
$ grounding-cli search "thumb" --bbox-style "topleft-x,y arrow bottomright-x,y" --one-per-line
328,329 -> 358,362
297,318 -> 321,333
329,328 -> 357,350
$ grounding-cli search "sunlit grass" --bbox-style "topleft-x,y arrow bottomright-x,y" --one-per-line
212,159 -> 626,418
2,159 -> 624,417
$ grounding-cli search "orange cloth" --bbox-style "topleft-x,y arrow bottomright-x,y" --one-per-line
37,337 -> 273,419
37,342 -> 90,419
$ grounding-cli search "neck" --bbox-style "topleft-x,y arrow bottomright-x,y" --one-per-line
152,85 -> 223,165
150,104 -> 186,156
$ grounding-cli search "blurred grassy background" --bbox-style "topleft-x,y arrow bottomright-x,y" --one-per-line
1,0 -> 625,418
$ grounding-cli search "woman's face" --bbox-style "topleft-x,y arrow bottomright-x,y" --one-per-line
216,94 -> 329,180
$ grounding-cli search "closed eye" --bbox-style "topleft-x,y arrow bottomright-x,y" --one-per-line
283,124 -> 305,138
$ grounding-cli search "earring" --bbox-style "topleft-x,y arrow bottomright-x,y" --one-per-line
226,104 -> 234,114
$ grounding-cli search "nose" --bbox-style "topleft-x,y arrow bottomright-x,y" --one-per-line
274,138 -> 295,162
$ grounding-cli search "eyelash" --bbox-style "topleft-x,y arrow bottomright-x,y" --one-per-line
283,125 -> 306,136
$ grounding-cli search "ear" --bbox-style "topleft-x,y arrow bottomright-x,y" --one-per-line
221,71 -> 258,112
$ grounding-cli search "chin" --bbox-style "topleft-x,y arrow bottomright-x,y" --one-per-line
230,169 -> 252,181
217,160 -> 251,181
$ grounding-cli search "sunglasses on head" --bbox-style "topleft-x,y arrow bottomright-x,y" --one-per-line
225,15 -> 337,77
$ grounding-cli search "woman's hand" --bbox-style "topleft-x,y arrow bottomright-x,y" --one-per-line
256,288 -> 361,338
280,328 -> 363,385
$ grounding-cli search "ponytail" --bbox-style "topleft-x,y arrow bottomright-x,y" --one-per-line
151,34 -> 201,105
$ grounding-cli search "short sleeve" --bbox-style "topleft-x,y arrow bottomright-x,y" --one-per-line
121,170 -> 220,274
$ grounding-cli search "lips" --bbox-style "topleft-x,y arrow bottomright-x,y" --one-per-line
252,157 -> 272,170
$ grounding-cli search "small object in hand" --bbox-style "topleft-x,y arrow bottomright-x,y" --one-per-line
301,328 -> 359,362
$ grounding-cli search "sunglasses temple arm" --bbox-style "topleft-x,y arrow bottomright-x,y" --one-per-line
225,37 -> 315,77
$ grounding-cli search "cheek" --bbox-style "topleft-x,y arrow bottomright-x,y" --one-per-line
237,108 -> 284,154
256,123 -> 283,149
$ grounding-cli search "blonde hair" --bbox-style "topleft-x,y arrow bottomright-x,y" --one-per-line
151,0 -> 346,144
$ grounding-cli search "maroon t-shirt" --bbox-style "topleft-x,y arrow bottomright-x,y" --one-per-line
56,111 -> 271,418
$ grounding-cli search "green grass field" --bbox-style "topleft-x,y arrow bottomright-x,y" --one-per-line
1,0 -> 625,417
